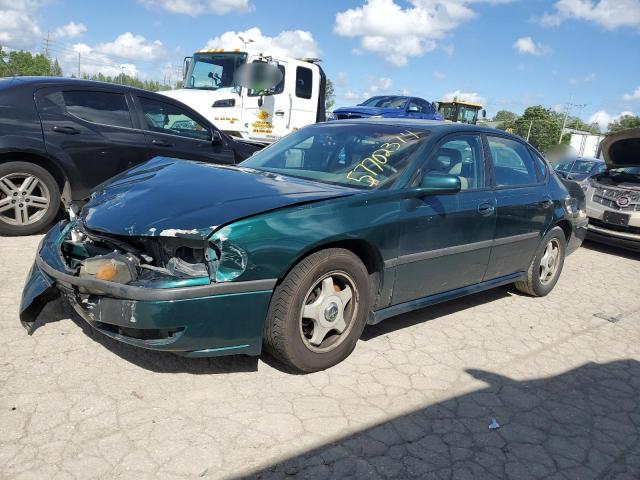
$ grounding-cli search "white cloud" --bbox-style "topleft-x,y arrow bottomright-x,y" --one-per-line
334,0 -> 509,66
434,71 -> 446,80
340,77 -> 394,103
335,72 -> 348,86
204,27 -> 320,59
513,36 -> 551,56
442,90 -> 486,105
53,21 -> 86,39
541,0 -> 640,29
95,32 -> 166,62
61,43 -> 140,78
623,86 -> 640,101
138,0 -> 252,15
0,0 -> 43,49
583,72 -> 596,82
589,110 -> 635,130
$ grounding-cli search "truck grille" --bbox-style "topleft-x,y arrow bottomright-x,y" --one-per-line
592,186 -> 640,212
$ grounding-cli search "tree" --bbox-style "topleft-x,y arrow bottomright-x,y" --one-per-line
81,72 -> 171,92
494,110 -> 517,123
0,46 -> 60,77
325,78 -> 335,112
608,115 -> 640,133
512,106 -> 565,153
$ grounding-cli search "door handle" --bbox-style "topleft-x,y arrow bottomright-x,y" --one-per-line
274,110 -> 285,116
52,125 -> 80,135
477,203 -> 495,216
151,139 -> 173,147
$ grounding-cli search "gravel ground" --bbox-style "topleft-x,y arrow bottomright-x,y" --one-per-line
1,234 -> 639,479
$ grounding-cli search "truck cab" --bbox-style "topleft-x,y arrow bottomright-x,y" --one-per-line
160,50 -> 326,143
438,100 -> 485,125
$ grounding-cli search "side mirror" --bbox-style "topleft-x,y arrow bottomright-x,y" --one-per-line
416,173 -> 461,195
482,109 -> 487,119
407,106 -> 419,113
212,130 -> 223,145
182,57 -> 192,83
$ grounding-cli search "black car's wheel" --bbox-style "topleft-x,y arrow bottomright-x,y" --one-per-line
264,248 -> 371,373
515,226 -> 566,297
0,162 -> 60,236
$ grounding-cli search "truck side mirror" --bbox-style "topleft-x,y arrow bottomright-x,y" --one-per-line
182,57 -> 192,83
482,109 -> 487,119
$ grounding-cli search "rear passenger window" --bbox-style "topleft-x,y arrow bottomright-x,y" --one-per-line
63,91 -> 132,128
295,67 -> 313,99
528,148 -> 548,181
487,136 -> 539,187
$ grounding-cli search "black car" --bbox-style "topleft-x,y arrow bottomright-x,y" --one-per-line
0,76 -> 262,236
553,156 -> 606,182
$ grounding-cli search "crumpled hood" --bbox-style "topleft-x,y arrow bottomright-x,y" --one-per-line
601,127 -> 640,169
333,106 -> 402,117
81,157 -> 355,239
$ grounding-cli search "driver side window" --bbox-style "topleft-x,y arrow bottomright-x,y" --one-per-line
139,97 -> 211,141
425,135 -> 485,190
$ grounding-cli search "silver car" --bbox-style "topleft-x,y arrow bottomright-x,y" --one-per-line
584,128 -> 640,251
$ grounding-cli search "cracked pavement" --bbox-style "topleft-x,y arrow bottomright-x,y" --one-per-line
1,235 -> 640,479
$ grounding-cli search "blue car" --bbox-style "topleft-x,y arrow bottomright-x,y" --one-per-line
328,95 -> 443,121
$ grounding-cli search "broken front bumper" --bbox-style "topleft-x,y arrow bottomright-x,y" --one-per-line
20,222 -> 277,357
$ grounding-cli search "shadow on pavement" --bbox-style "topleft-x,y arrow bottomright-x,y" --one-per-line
55,298 -> 260,375
245,360 -> 640,479
362,286 -> 512,342
582,240 -> 640,261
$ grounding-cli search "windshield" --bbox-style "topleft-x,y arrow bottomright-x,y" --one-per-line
185,52 -> 247,91
359,96 -> 408,109
241,123 -> 429,189
572,160 -> 598,174
458,105 -> 479,124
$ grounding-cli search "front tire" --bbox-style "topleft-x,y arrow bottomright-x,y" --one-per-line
0,162 -> 60,236
264,248 -> 371,373
515,226 -> 566,297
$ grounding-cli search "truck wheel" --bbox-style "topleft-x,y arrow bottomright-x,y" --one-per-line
264,248 -> 371,373
0,162 -> 60,236
515,227 -> 566,297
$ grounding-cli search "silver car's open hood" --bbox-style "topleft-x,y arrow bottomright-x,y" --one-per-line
601,128 -> 640,169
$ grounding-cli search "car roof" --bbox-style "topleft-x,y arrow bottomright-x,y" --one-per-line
0,75 -> 150,95
317,118 -> 514,137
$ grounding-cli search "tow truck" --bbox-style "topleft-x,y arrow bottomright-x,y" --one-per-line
160,49 -> 327,143
437,100 -> 486,125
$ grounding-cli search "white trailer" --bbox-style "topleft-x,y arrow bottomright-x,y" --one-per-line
160,49 -> 327,143
569,132 -> 605,158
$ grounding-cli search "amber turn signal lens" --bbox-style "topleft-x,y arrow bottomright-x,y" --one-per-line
95,262 -> 119,281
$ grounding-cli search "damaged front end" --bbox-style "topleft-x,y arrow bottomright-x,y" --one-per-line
20,220 -> 276,357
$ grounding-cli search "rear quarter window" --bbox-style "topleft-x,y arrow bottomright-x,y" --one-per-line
63,91 -> 132,128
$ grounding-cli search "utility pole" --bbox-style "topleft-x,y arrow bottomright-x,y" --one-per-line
120,66 -> 125,84
526,120 -> 533,141
559,95 -> 572,144
77,52 -> 81,78
43,31 -> 50,58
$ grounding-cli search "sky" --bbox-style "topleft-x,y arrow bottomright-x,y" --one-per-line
1,0 -> 639,130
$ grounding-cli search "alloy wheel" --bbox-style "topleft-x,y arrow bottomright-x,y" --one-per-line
0,173 -> 51,227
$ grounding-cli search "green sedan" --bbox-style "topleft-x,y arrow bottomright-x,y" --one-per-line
21,120 -> 587,372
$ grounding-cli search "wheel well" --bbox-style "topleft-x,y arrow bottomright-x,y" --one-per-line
283,239 -> 385,307
0,152 -> 68,194
554,219 -> 572,243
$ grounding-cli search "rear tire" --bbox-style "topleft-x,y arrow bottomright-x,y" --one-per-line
264,248 -> 371,373
0,162 -> 60,236
515,226 -> 566,297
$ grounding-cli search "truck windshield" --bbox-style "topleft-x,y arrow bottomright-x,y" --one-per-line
359,96 -> 408,109
458,105 -> 478,124
185,52 -> 247,91
241,123 -> 429,189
